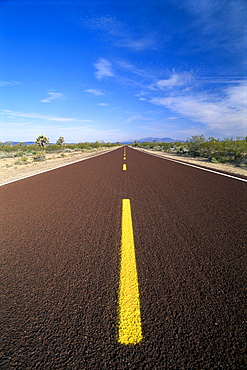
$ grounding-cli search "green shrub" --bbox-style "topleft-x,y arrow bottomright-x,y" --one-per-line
132,136 -> 247,167
33,153 -> 45,161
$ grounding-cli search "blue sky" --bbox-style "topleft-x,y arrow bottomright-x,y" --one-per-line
1,0 -> 246,143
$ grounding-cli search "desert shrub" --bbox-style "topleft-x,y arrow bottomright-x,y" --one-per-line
14,152 -> 25,157
33,153 -> 45,161
177,145 -> 189,154
131,136 -> 247,167
186,135 -> 247,163
14,157 -> 28,165
45,144 -> 61,152
186,135 -> 206,157
236,154 -> 247,166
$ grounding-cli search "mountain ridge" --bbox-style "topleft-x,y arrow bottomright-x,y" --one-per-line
3,137 -> 184,146
121,137 -> 183,144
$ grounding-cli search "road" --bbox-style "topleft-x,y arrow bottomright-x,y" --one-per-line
1,146 -> 246,369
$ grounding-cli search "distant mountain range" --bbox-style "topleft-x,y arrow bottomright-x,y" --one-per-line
121,137 -> 183,144
138,137 -> 177,143
3,141 -> 36,145
3,137 -> 183,146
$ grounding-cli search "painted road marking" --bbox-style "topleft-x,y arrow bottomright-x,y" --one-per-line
123,156 -> 126,160
0,148 -> 119,187
118,199 -> 143,345
123,164 -> 127,170
132,148 -> 247,183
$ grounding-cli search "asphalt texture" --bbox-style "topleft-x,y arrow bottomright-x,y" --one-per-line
1,146 -> 247,369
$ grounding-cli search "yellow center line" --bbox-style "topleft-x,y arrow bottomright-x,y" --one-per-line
123,156 -> 126,160
123,164 -> 127,170
118,199 -> 143,345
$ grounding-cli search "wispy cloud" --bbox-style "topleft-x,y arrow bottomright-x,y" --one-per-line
0,80 -> 22,86
85,15 -> 157,51
196,77 -> 247,84
135,91 -> 148,101
174,0 -> 246,54
84,16 -> 122,36
1,121 -> 35,127
150,82 -> 247,136
94,58 -> 115,80
41,91 -> 66,103
156,71 -> 194,89
117,61 -> 155,79
84,89 -> 105,96
124,114 -> 153,124
98,103 -> 108,106
117,37 -> 156,51
2,109 -> 92,123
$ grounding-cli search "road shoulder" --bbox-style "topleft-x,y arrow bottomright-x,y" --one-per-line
134,147 -> 247,178
0,147 -> 118,185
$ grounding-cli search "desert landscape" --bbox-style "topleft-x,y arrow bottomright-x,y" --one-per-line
0,147 -> 118,185
137,148 -> 247,177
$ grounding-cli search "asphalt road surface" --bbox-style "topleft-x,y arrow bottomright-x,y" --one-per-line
1,146 -> 246,369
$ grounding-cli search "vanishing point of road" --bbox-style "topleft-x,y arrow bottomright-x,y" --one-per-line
1,146 -> 246,369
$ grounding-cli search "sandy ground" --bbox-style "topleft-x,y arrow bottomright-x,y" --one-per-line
0,147 -> 118,185
0,146 -> 246,185
134,147 -> 247,178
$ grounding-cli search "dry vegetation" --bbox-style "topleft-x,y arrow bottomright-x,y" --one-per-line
132,135 -> 247,177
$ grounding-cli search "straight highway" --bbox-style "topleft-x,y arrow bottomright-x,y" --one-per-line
1,146 -> 246,369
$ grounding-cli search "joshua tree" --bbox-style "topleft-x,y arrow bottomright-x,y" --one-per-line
56,136 -> 65,146
35,135 -> 49,147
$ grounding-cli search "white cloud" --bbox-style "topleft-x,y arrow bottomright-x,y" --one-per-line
85,16 -> 157,51
174,0 -> 246,54
84,16 -> 122,37
124,114 -> 153,124
197,77 -> 246,84
135,91 -> 148,101
98,103 -> 108,106
226,82 -> 247,109
94,58 -> 115,79
2,109 -> 92,123
1,121 -> 34,127
0,80 -> 22,86
84,89 -> 105,96
150,82 -> 247,136
41,91 -> 66,103
117,37 -> 156,51
117,61 -> 155,79
156,71 -> 194,89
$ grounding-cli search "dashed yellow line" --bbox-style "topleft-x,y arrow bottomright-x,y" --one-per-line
123,164 -> 127,171
118,199 -> 143,345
